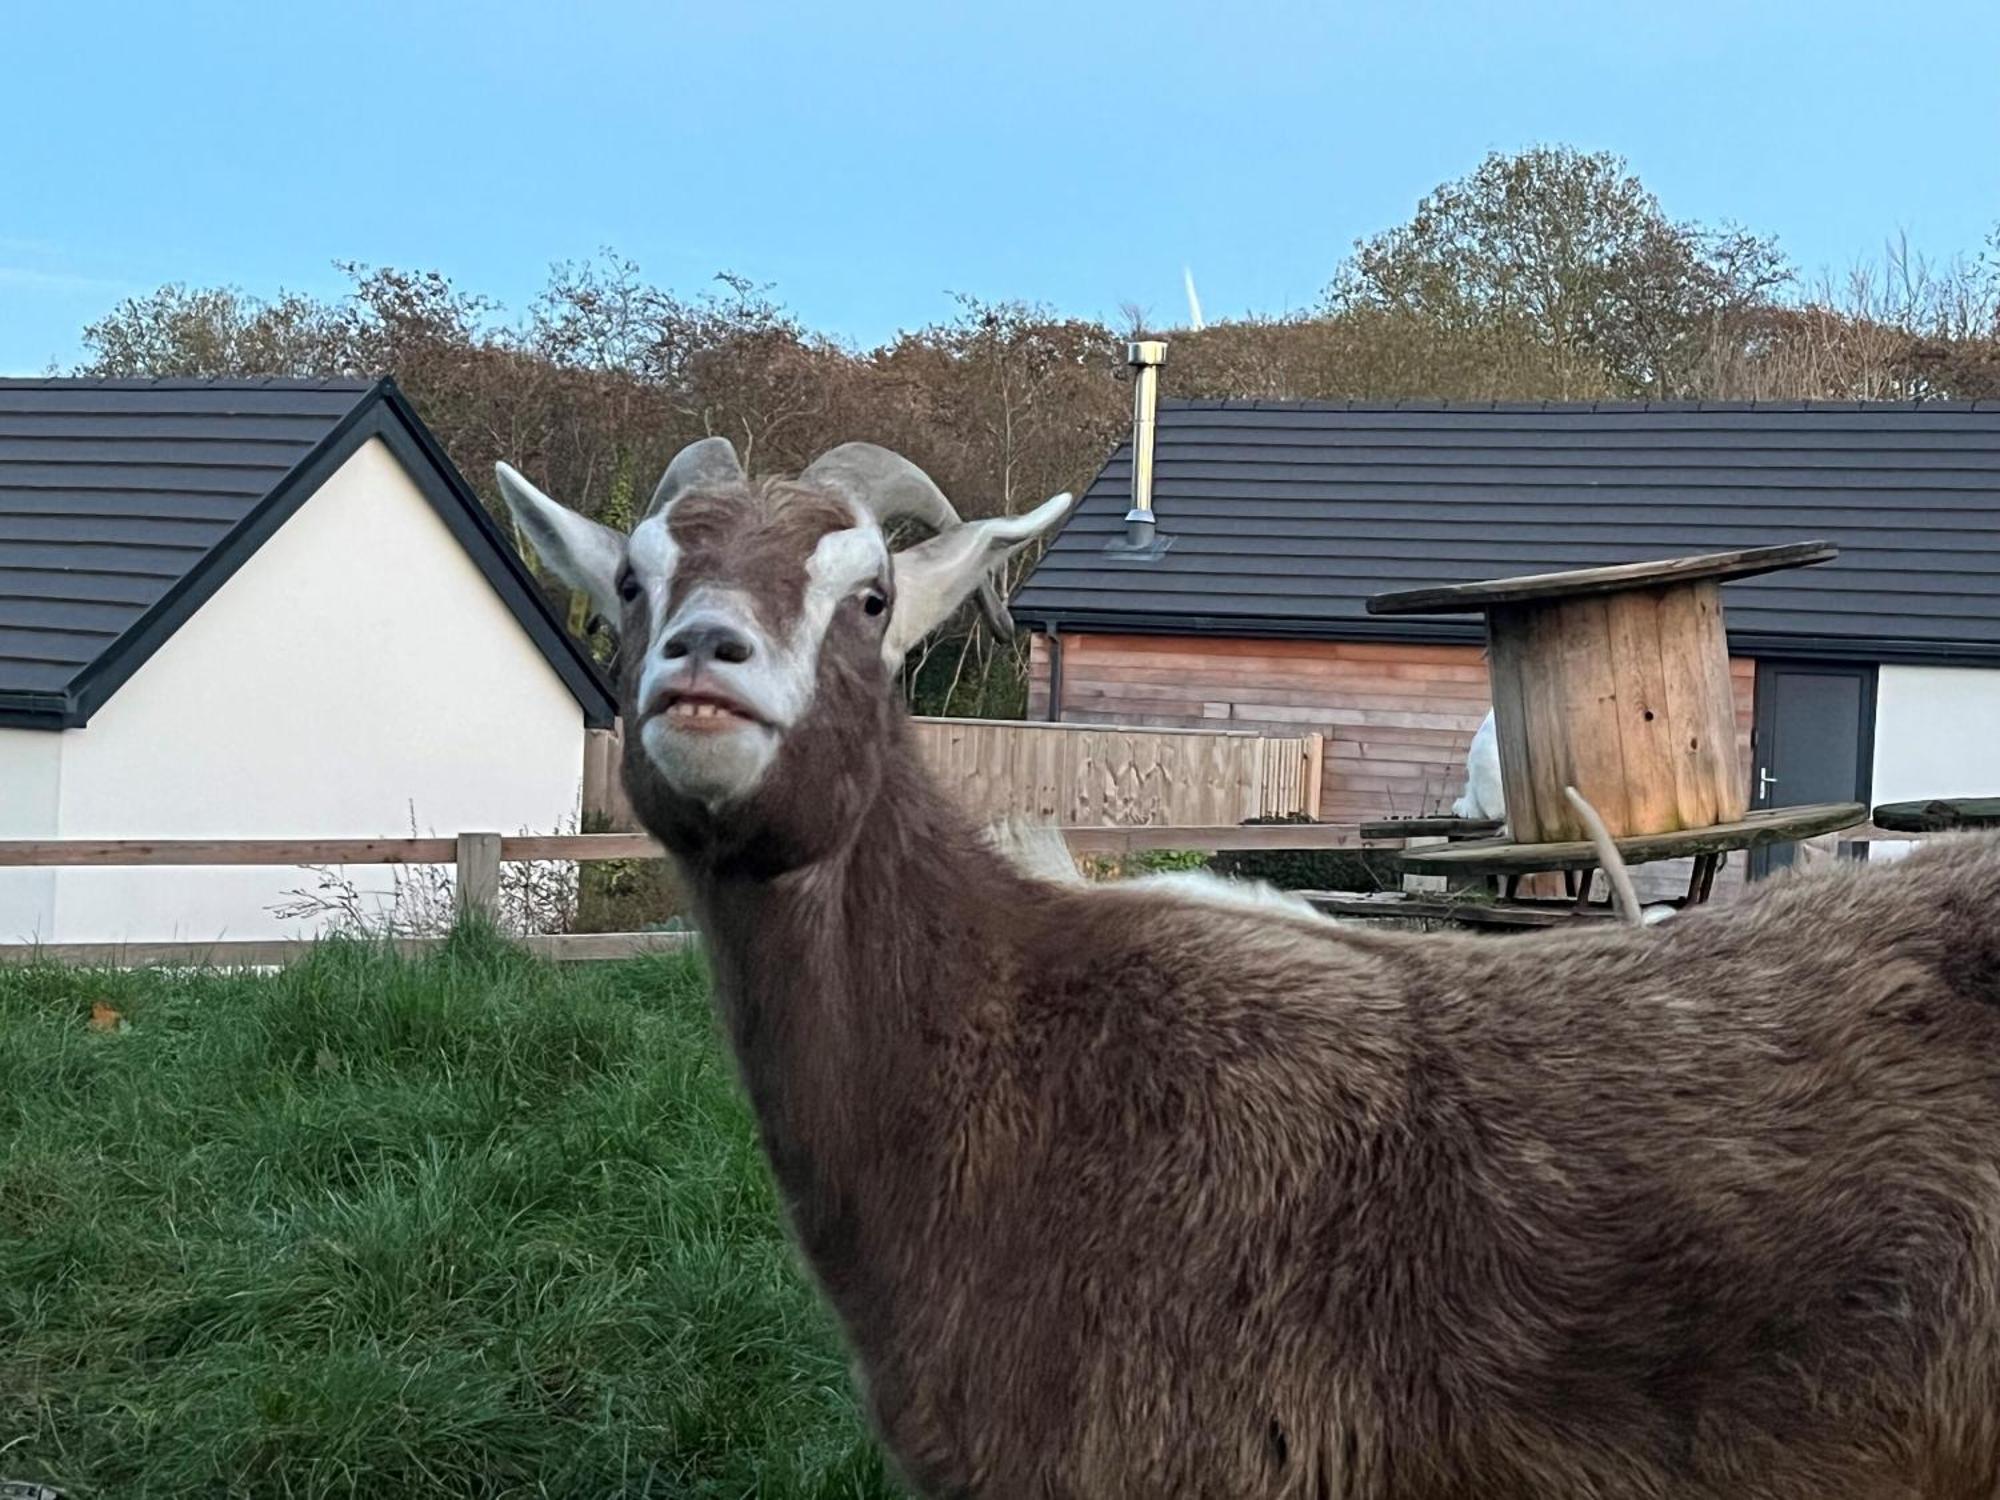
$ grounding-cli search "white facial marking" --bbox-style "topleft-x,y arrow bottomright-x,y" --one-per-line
632,521 -> 889,810
626,512 -> 680,638
806,525 -> 889,614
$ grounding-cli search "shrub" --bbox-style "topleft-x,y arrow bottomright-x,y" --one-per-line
1208,815 -> 1402,893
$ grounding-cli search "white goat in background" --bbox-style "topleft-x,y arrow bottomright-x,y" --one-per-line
1451,707 -> 1506,824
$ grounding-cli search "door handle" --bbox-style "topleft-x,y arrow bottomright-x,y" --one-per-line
1757,768 -> 1777,800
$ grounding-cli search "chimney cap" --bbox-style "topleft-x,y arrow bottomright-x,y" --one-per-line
1127,339 -> 1167,367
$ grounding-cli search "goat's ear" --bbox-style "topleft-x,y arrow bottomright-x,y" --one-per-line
884,491 -> 1073,664
495,462 -> 625,623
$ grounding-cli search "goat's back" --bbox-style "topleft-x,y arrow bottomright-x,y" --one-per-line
877,834 -> 2000,1499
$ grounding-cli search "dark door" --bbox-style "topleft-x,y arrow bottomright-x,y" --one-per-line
1749,660 -> 1877,877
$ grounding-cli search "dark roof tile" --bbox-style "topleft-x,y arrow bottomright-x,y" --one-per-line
1012,401 -> 2000,663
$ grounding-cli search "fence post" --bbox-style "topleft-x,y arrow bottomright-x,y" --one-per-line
456,832 -> 503,922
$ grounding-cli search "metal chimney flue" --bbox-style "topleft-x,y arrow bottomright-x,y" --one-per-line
1117,339 -> 1170,557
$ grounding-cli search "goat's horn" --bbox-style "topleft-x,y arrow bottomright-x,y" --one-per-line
1564,786 -> 1643,928
801,443 -> 1017,640
649,435 -> 744,515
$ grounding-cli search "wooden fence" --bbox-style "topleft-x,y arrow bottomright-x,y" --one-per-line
0,815 -> 1943,968
0,823 -> 1354,969
584,718 -> 1323,830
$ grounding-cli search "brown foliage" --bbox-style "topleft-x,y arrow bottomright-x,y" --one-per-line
71,155 -> 2000,709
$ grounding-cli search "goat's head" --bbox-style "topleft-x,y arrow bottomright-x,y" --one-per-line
496,438 -> 1072,865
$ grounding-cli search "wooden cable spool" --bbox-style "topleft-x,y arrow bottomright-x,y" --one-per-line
1369,542 -> 1839,844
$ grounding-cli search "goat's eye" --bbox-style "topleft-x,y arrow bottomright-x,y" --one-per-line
861,590 -> 887,618
617,573 -> 640,604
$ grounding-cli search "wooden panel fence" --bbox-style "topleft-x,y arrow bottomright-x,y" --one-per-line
584,717 -> 1323,830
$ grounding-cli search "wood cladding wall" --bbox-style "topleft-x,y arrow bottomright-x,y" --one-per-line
1030,631 -> 1757,899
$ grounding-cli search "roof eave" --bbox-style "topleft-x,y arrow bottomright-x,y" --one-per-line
0,690 -> 82,731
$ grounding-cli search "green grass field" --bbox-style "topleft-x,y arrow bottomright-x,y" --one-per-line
0,932 -> 898,1499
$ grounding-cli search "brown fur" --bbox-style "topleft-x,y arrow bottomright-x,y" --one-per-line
656,482 -> 865,636
616,479 -> 2000,1500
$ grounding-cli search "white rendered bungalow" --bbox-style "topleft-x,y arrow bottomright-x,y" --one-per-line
0,377 -> 615,944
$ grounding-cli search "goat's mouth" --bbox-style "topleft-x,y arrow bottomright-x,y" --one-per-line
647,689 -> 770,735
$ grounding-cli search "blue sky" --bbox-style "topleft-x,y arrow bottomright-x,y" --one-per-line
5,0 -> 1998,374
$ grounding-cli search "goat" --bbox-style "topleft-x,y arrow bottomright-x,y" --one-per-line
1451,707 -> 1506,823
497,438 -> 2000,1500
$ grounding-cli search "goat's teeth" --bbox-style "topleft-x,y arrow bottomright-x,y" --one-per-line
667,700 -> 746,722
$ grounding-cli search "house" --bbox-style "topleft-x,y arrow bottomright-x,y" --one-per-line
0,377 -> 614,944
1011,358 -> 2000,880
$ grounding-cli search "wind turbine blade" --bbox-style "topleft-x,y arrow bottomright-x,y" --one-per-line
1184,266 -> 1205,331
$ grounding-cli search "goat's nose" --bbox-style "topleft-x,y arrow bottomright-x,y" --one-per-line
662,621 -> 755,665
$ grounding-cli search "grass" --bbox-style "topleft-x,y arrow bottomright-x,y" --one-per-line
0,929 -> 898,1499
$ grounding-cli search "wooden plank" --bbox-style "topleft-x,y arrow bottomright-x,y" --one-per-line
1487,602 -> 1558,841
1299,892 -> 1615,929
1365,542 -> 1839,615
1060,677 -> 1493,714
1066,660 -> 1497,691
1603,587 -> 1681,830
1655,584 -> 1721,830
1550,593 -> 1631,837
1871,797 -> 2000,832
0,837 -> 461,867
1065,635 -> 1488,669
1396,802 -> 1867,874
455,832 -> 503,919
1358,817 -> 1504,839
912,713 -> 1259,739
1323,724 -> 1485,751
1303,732 -> 1326,819
501,834 -> 664,860
583,724 -> 637,830
0,834 -> 668,868
0,931 -> 698,968
1026,724 -> 1065,821
1687,581 -> 1749,823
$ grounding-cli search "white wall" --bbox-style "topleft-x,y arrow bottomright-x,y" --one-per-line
1868,665 -> 2000,863
48,437 -> 587,942
0,729 -> 63,942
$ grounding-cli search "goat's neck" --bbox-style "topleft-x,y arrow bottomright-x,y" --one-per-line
682,717 -> 1013,1274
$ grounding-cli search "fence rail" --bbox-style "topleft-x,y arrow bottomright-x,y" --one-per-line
0,823 -> 1356,969
16,932 -> 698,968
0,817 -> 1946,969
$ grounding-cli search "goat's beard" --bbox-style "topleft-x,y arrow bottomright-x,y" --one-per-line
635,715 -> 781,810
621,671 -> 895,883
